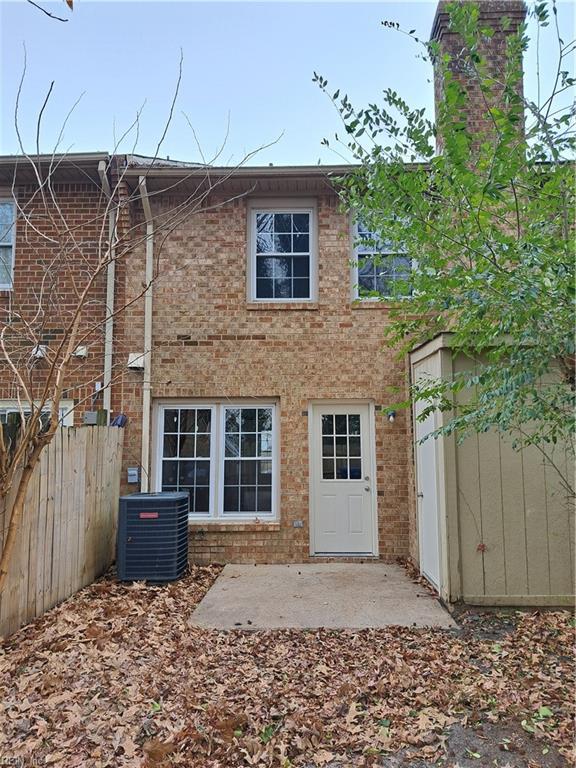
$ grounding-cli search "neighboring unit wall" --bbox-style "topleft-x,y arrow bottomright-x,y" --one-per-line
0,182 -> 109,423
411,338 -> 575,606
119,180 -> 414,564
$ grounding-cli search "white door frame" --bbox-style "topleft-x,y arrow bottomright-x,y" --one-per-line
308,400 -> 379,557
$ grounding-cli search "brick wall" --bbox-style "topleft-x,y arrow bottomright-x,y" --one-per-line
118,183 -> 416,564
0,182 -> 109,421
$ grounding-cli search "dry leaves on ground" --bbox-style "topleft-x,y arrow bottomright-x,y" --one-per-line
0,565 -> 573,767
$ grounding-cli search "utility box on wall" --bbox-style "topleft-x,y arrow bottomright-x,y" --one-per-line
117,492 -> 189,583
410,333 -> 575,607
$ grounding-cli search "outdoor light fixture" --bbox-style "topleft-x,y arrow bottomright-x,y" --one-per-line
387,410 -> 396,423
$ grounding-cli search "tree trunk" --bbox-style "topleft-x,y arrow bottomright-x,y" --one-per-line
0,457 -> 39,594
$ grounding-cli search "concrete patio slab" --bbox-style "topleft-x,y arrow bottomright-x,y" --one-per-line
190,563 -> 455,630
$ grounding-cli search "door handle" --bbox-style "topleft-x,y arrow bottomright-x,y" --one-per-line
364,486 -> 370,492
417,492 -> 424,498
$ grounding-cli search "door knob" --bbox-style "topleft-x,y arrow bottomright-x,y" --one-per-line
364,486 -> 370,492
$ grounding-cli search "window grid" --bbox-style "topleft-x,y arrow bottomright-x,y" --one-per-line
223,407 -> 274,515
160,407 -> 212,516
0,201 -> 15,289
321,413 -> 362,480
355,222 -> 411,299
254,211 -> 311,300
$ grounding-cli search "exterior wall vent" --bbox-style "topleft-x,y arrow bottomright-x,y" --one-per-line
117,492 -> 189,582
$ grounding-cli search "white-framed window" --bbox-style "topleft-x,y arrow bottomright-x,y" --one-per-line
0,399 -> 74,427
0,199 -> 16,290
352,220 -> 412,300
155,401 -> 278,521
249,204 -> 316,301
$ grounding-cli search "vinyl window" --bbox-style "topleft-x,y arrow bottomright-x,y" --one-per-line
0,200 -> 16,290
353,220 -> 412,300
156,402 -> 278,520
250,208 -> 315,301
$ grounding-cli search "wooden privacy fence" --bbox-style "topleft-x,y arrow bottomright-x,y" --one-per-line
0,427 -> 124,638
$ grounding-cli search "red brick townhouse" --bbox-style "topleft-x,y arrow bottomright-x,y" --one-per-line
0,1 -> 528,570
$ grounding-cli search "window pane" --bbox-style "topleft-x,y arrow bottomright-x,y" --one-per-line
257,213 -> 273,233
240,486 -> 257,512
335,436 -> 347,456
241,460 -> 256,485
322,459 -> 335,479
256,233 -> 274,253
349,459 -> 362,479
225,408 -> 240,433
257,256 -> 274,278
196,434 -> 210,457
163,435 -> 178,458
322,436 -> 334,457
0,246 -> 13,286
195,461 -> 210,485
197,409 -> 211,432
225,433 -> 239,457
292,213 -> 309,233
258,408 -> 272,431
348,415 -> 361,435
195,486 -> 210,514
241,409 -> 256,432
257,461 -> 273,485
257,487 -> 272,513
224,486 -> 239,513
322,415 -> 333,435
256,278 -> 273,298
162,460 -> 178,485
273,256 -> 292,278
180,461 -> 195,485
179,434 -> 195,457
274,213 -> 291,232
292,234 -> 309,252
275,278 -> 291,299
292,278 -> 309,299
335,415 -> 347,435
273,234 -> 291,253
179,409 -> 196,433
292,256 -> 309,277
224,460 -> 239,484
163,409 -> 179,433
335,458 -> 348,479
349,436 -> 361,457
258,432 -> 272,457
241,434 -> 256,457
0,203 -> 14,245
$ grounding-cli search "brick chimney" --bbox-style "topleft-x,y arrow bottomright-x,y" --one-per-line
431,0 -> 526,151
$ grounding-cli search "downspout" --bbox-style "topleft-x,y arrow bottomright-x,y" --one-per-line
138,175 -> 154,493
98,160 -> 115,424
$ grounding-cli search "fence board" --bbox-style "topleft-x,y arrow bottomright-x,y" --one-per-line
0,427 -> 124,638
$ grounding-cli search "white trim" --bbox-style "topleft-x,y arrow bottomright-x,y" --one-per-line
0,198 -> 16,290
0,398 -> 74,426
153,399 -> 279,523
308,400 -> 379,557
247,199 -> 318,303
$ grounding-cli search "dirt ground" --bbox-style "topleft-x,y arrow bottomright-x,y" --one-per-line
0,565 -> 573,767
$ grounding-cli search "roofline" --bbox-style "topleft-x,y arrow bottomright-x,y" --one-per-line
121,163 -> 360,178
0,152 -> 109,166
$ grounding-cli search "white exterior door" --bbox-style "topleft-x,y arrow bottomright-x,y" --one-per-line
413,357 -> 442,589
310,403 -> 376,555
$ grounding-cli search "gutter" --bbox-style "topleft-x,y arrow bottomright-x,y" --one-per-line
138,175 -> 154,493
98,160 -> 115,424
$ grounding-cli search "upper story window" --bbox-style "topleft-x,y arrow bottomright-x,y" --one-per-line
353,220 -> 412,300
0,200 -> 16,290
250,206 -> 315,301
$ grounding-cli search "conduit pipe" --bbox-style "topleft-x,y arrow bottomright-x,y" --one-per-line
98,160 -> 115,425
138,175 -> 154,492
